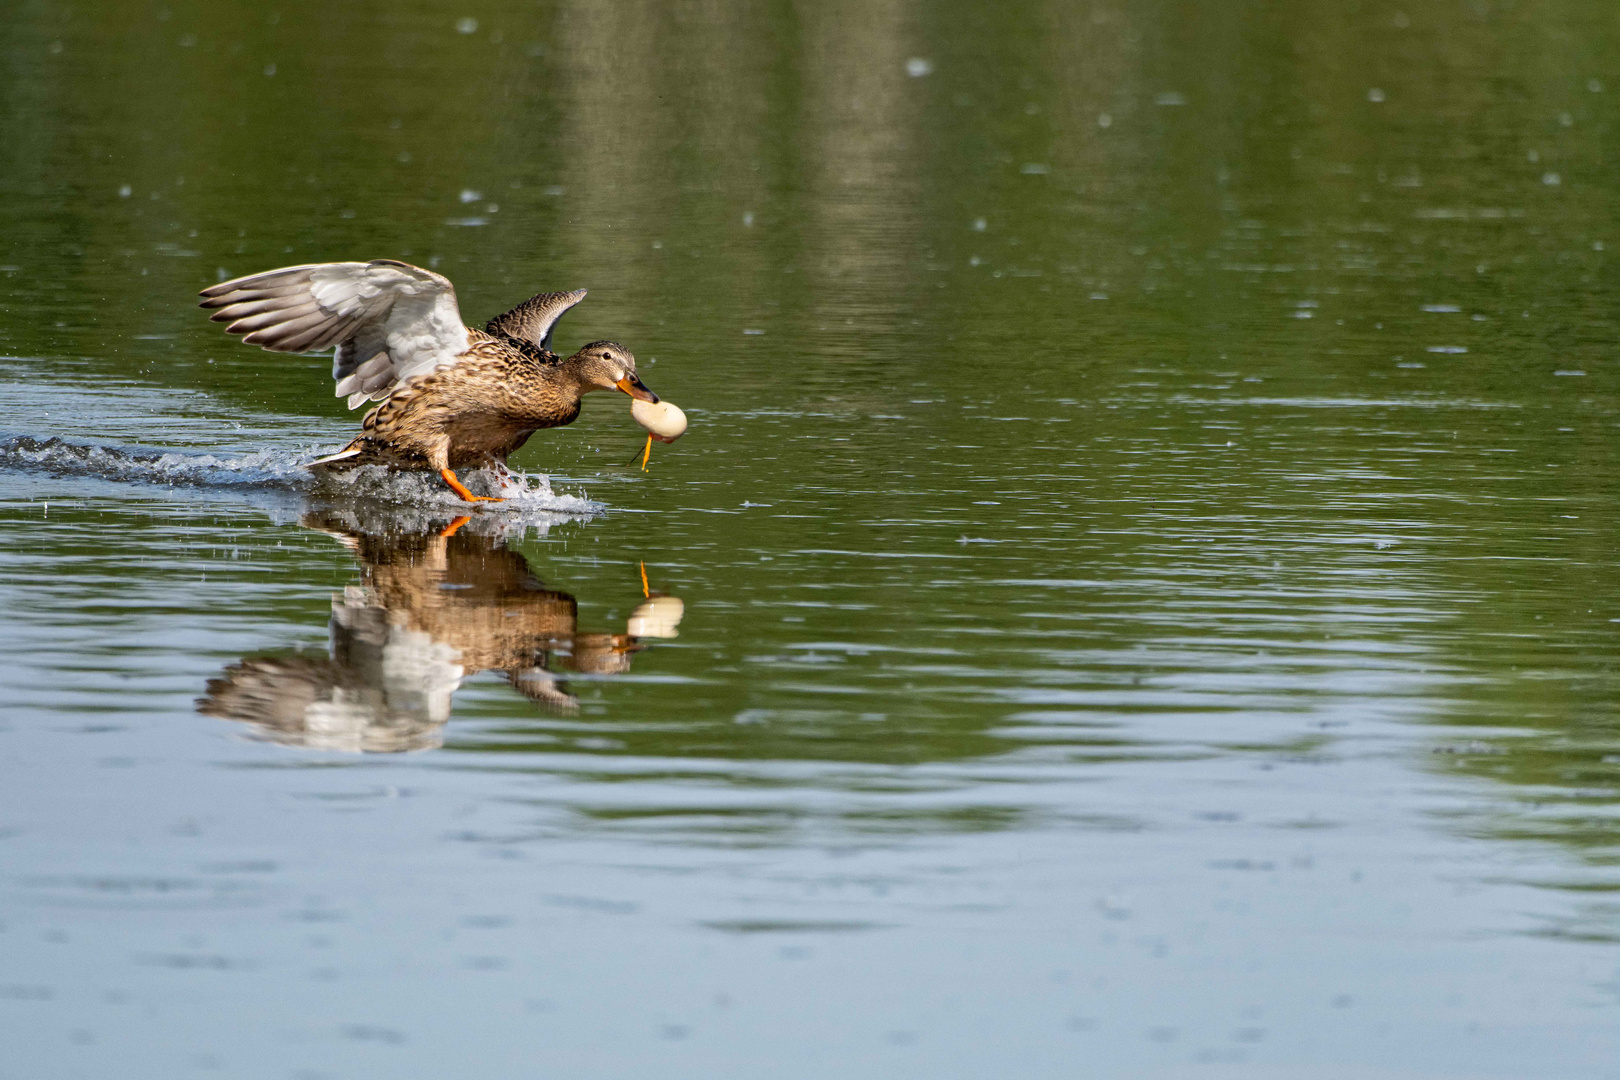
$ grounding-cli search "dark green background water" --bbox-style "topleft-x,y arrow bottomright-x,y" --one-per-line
2,2 -> 1619,1077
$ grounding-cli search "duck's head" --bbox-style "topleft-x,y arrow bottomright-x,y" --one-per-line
570,341 -> 658,402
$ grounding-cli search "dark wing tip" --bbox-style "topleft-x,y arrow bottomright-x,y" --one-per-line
198,276 -> 256,299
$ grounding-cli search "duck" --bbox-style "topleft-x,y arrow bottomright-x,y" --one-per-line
198,259 -> 659,502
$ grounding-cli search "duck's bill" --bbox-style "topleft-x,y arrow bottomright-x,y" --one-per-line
616,373 -> 659,402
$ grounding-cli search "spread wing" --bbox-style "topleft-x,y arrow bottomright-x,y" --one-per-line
485,289 -> 586,353
199,260 -> 472,409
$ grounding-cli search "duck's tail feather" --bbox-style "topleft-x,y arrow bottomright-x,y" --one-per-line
309,446 -> 364,468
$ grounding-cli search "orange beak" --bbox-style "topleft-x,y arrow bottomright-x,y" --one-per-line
616,373 -> 659,403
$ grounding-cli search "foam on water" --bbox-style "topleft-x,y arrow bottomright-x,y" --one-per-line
0,434 -> 602,518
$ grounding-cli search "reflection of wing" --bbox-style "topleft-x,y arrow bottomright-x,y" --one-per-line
331,588 -> 465,720
485,289 -> 586,353
195,590 -> 466,753
196,656 -> 447,753
199,260 -> 471,409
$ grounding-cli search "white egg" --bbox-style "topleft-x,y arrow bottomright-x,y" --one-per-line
631,398 -> 687,443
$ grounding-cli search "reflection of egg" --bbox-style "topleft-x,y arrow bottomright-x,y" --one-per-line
628,595 -> 684,639
631,398 -> 688,443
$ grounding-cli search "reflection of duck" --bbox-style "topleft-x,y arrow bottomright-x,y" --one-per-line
198,260 -> 660,503
197,511 -> 683,752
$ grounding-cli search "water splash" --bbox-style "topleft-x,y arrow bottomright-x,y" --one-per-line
317,462 -> 600,514
0,435 -> 314,490
0,435 -> 601,516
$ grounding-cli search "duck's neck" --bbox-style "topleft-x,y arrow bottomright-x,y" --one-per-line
559,353 -> 613,395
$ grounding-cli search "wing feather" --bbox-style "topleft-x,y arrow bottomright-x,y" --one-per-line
199,282 -> 309,307
334,353 -> 395,397
485,289 -> 586,353
233,302 -> 323,337
275,316 -> 351,353
207,296 -> 309,322
199,260 -> 471,409
299,317 -> 366,353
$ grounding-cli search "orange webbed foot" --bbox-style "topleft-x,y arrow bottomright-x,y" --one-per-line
440,468 -> 505,503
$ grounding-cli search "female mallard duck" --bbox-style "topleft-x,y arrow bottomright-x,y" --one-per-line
198,259 -> 658,502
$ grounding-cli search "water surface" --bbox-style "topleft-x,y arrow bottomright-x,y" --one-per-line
3,1 -> 1620,1077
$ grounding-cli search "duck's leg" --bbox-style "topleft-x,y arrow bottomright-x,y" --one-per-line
428,435 -> 503,503
439,468 -> 504,503
639,434 -> 653,471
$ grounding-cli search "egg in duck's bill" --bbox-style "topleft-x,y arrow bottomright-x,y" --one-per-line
629,398 -> 688,471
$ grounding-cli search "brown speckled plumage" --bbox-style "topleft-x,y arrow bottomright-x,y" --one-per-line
335,328 -> 595,473
199,260 -> 659,500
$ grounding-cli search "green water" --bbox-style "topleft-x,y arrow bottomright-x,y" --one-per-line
3,1 -> 1620,1076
